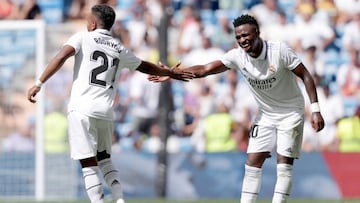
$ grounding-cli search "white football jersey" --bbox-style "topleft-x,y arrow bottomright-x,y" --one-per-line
220,41 -> 304,116
65,29 -> 142,120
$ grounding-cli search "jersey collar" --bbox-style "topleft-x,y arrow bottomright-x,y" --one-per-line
94,29 -> 111,36
249,40 -> 267,61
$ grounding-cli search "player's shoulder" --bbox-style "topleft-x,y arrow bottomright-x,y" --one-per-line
72,30 -> 87,37
222,47 -> 246,61
266,40 -> 287,49
266,40 -> 294,54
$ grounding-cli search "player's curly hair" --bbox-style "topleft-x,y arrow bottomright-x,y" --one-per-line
91,4 -> 115,30
232,14 -> 259,30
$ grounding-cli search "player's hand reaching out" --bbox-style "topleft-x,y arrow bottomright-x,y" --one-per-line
149,61 -> 195,82
148,75 -> 170,82
27,85 -> 41,103
311,112 -> 325,132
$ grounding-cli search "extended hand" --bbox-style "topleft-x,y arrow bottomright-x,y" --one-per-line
311,112 -> 325,132
170,67 -> 195,82
27,85 -> 41,103
148,61 -> 195,82
168,61 -> 195,82
148,75 -> 170,82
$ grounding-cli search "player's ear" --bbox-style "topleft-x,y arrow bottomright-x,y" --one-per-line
87,14 -> 97,31
255,28 -> 260,35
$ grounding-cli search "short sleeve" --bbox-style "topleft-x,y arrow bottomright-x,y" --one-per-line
220,49 -> 238,70
119,47 -> 142,71
64,32 -> 84,54
280,42 -> 301,70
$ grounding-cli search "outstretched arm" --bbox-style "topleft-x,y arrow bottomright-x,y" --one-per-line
136,61 -> 194,81
27,45 -> 75,103
292,63 -> 325,132
148,60 -> 229,82
186,60 -> 229,78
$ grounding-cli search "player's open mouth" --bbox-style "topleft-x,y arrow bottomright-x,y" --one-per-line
241,43 -> 251,51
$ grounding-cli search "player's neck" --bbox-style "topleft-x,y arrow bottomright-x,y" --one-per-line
249,39 -> 263,58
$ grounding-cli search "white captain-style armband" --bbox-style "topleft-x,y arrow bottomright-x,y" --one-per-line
35,79 -> 43,88
311,102 -> 320,113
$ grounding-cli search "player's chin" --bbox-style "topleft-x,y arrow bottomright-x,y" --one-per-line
241,45 -> 251,52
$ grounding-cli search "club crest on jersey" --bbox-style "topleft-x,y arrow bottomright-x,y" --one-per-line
268,65 -> 276,74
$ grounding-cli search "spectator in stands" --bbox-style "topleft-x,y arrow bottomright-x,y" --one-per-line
182,33 -> 225,68
232,122 -> 249,152
187,83 -> 216,152
212,11 -> 236,51
191,100 -> 238,152
315,0 -> 339,26
261,11 -> 295,46
2,116 -> 35,152
215,69 -> 256,130
111,19 -> 130,47
292,2 -> 336,53
341,9 -> 360,60
335,105 -> 360,152
0,0 -> 17,19
302,76 -> 344,152
175,3 -> 203,56
250,0 -> 282,27
44,109 -> 68,154
218,0 -> 244,11
334,0 -> 360,24
139,123 -> 162,153
298,43 -> 325,78
336,48 -> 360,99
111,130 -> 121,153
128,71 -> 161,140
18,0 -> 42,20
126,4 -> 148,50
180,94 -> 200,138
67,0 -> 116,20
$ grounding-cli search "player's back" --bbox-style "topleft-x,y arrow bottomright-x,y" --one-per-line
67,29 -> 138,120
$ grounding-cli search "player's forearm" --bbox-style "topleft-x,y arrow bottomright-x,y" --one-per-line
186,61 -> 228,78
185,65 -> 208,78
303,74 -> 319,103
39,55 -> 67,83
137,61 -> 172,76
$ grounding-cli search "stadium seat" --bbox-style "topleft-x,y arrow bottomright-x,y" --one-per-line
343,97 -> 359,117
37,0 -> 64,24
117,0 -> 133,10
200,9 -> 216,25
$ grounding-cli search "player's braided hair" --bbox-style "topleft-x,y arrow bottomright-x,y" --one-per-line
232,14 -> 259,30
91,4 -> 115,30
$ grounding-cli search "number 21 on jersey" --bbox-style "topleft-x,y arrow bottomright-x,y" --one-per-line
90,50 -> 119,88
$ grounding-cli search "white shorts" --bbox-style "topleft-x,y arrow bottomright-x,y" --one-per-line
247,111 -> 304,159
67,111 -> 113,160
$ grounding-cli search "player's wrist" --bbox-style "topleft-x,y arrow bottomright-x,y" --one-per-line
35,79 -> 43,88
169,67 -> 175,77
310,102 -> 320,113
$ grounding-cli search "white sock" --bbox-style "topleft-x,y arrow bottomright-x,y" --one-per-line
240,164 -> 262,203
272,164 -> 293,203
82,166 -> 104,203
99,158 -> 124,201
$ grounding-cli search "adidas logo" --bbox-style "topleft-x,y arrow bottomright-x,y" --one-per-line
111,180 -> 120,186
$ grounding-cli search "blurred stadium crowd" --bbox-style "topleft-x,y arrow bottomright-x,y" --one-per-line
0,0 -> 359,154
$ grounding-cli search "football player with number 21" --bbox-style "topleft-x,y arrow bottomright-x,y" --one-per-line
27,4 -> 194,203
148,14 -> 325,203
